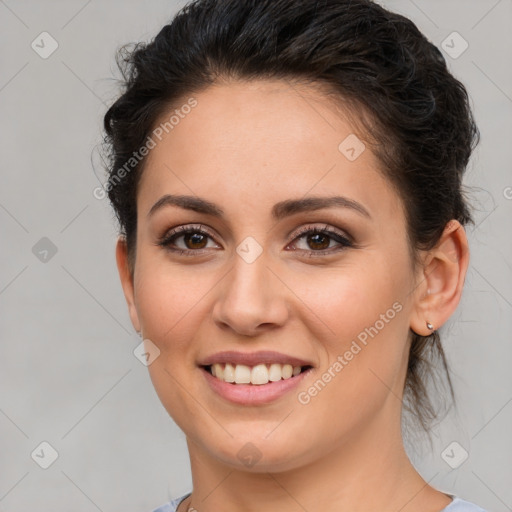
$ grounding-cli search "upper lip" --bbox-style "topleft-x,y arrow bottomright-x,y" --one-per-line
198,350 -> 314,368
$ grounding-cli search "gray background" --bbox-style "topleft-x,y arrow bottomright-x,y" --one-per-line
0,0 -> 511,511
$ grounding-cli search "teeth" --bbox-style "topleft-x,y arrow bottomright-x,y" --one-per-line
211,363 -> 220,378
234,364 -> 251,384
251,364 -> 269,385
209,363 -> 304,385
268,363 -> 282,382
282,364 -> 293,379
223,363 -> 235,383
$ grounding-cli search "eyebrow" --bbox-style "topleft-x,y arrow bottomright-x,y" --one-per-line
147,194 -> 371,220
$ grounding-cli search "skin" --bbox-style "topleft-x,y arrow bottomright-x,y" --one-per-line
116,79 -> 469,512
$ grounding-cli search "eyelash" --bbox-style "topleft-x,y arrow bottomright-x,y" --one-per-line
156,224 -> 354,258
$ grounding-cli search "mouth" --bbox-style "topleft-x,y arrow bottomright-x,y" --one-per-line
197,350 -> 315,404
201,363 -> 314,385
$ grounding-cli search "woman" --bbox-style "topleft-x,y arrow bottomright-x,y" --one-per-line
102,0 -> 487,510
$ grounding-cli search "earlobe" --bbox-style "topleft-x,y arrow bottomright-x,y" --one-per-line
410,220 -> 469,336
115,237 -> 141,333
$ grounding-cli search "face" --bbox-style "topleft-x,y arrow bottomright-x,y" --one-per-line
118,79 -> 424,472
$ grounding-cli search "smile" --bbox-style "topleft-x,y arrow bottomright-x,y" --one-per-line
205,363 -> 312,385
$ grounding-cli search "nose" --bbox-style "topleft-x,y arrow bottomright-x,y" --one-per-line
212,251 -> 289,337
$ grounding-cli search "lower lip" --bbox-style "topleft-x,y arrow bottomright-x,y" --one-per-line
201,366 -> 313,405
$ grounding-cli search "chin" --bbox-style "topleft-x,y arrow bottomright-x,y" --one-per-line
201,434 -> 311,473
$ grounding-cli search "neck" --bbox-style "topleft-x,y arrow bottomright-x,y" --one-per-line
179,406 -> 451,512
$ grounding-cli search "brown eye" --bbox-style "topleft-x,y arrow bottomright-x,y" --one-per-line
288,226 -> 353,256
305,232 -> 331,250
182,231 -> 208,249
157,225 -> 220,255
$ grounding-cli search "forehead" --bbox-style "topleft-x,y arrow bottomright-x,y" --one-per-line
137,79 -> 402,222
146,79 -> 365,163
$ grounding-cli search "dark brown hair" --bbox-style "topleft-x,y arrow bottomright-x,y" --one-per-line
102,0 -> 479,433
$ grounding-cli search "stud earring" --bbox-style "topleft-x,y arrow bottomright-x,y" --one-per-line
426,322 -> 434,331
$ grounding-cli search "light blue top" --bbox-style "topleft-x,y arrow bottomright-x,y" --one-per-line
150,492 -> 488,512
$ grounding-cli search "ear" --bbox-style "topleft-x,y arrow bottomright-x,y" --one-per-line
115,237 -> 141,333
410,220 -> 470,336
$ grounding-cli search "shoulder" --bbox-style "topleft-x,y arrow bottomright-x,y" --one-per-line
444,497 -> 488,512
147,493 -> 488,512
149,492 -> 191,512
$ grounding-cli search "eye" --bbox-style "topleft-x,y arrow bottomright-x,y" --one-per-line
156,224 -> 220,256
157,223 -> 354,258
287,224 -> 353,256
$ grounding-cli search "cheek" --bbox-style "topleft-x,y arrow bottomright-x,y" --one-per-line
133,258 -> 214,351
132,260 -> 218,427
304,257 -> 410,347
297,254 -> 412,407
